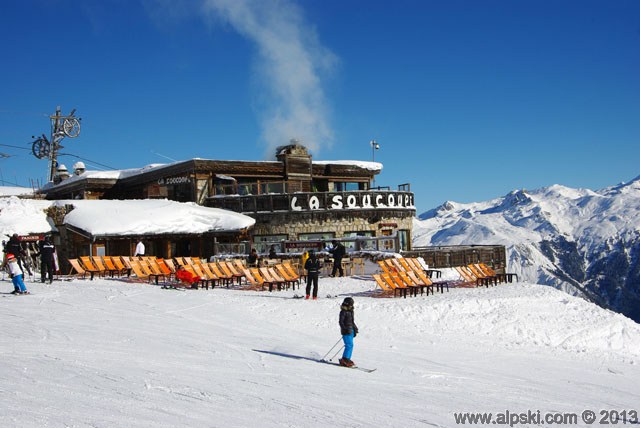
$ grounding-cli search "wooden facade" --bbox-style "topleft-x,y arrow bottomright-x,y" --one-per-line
41,145 -> 416,254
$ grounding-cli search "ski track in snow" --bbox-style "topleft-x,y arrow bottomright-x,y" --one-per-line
1,276 -> 639,427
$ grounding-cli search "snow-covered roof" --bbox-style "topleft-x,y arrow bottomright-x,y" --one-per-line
41,158 -> 382,192
57,199 -> 255,237
312,160 -> 383,172
0,196 -> 255,239
0,196 -> 56,238
0,186 -> 35,197
40,163 -> 179,190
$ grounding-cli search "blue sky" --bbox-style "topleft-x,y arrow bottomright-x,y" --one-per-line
1,0 -> 639,214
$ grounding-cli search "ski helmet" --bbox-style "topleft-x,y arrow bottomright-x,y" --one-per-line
342,297 -> 354,306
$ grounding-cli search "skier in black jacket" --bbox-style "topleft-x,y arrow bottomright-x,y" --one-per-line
339,297 -> 358,367
329,240 -> 346,277
4,234 -> 30,276
39,237 -> 56,283
304,250 -> 321,300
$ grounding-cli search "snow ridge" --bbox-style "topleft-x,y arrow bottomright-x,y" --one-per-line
414,176 -> 640,322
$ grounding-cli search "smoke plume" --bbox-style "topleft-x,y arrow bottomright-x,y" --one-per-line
202,0 -> 336,157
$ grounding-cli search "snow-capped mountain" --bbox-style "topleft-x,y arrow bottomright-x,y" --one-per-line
413,176 -> 640,323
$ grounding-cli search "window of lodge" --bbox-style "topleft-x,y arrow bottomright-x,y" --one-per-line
343,231 -> 374,250
253,235 -> 287,254
333,182 -> 365,192
298,232 -> 335,242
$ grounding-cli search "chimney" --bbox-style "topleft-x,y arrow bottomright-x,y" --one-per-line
54,164 -> 70,184
73,161 -> 86,175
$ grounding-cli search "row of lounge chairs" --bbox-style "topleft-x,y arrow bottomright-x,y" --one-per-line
67,255 -> 517,297
453,264 -> 518,287
373,257 -> 518,298
242,265 -> 301,292
66,255 -> 303,292
373,257 -> 449,298
68,256 -> 244,287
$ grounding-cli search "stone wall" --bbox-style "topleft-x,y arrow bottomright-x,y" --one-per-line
251,209 -> 413,240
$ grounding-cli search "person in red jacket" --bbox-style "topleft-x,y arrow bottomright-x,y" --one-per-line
175,265 -> 201,289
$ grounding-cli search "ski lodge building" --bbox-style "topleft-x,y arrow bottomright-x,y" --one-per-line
40,144 -> 416,258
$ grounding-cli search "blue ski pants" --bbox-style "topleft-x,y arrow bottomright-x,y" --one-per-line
342,333 -> 354,360
12,274 -> 27,292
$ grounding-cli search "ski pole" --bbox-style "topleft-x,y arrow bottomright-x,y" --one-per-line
329,345 -> 345,362
320,337 -> 343,361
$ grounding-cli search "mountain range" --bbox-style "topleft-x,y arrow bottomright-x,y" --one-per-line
413,175 -> 640,323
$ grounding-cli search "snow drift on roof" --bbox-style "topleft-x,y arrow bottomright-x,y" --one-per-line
40,163 -> 179,190
56,199 -> 255,237
312,160 -> 382,171
0,186 -> 35,197
40,158 -> 383,192
0,196 -> 56,237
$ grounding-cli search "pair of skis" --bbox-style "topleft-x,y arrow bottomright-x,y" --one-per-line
319,359 -> 376,373
319,337 -> 376,372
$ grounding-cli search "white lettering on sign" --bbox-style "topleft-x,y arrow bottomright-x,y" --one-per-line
291,196 -> 302,211
331,195 -> 343,209
387,194 -> 395,207
289,192 -> 412,211
158,176 -> 190,185
309,196 -> 320,210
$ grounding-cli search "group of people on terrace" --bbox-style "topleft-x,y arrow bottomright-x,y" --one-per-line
246,240 -> 347,300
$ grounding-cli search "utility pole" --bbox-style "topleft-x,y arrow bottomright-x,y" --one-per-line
48,107 -> 63,183
31,106 -> 81,182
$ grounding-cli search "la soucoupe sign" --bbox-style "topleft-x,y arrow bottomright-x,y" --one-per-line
290,192 -> 414,212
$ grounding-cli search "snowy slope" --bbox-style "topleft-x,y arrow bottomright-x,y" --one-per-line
414,176 -> 640,322
1,277 -> 639,427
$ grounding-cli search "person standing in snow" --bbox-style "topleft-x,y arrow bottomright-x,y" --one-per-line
328,240 -> 346,277
304,250 -> 321,300
300,250 -> 310,282
301,250 -> 309,267
4,233 -> 30,276
2,253 -> 19,293
39,236 -> 56,284
134,240 -> 145,257
5,253 -> 28,294
339,297 -> 358,367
